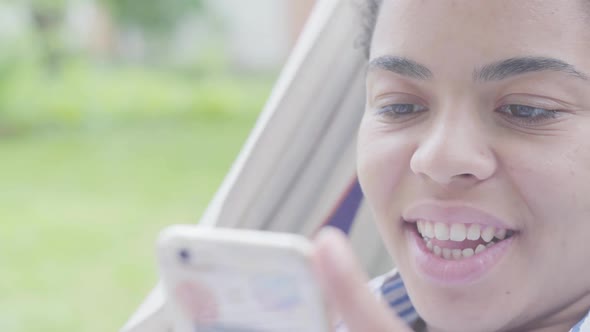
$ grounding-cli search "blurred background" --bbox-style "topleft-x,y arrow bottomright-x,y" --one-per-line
0,0 -> 314,331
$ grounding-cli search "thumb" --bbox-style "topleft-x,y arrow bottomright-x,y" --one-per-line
312,227 -> 413,332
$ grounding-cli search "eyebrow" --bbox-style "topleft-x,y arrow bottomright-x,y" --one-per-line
474,56 -> 589,82
368,55 -> 589,82
368,56 -> 433,80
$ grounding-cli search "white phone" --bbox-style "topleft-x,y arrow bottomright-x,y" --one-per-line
156,225 -> 330,332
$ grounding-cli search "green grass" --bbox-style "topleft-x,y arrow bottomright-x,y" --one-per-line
0,62 -> 274,131
0,116 -> 259,331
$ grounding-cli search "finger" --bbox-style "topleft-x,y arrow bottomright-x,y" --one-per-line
312,227 -> 413,332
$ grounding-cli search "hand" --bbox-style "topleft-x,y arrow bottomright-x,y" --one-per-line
312,227 -> 413,332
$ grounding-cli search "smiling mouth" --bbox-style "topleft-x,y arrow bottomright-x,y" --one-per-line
412,220 -> 516,260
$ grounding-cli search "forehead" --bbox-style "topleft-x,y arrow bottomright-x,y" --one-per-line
371,0 -> 590,74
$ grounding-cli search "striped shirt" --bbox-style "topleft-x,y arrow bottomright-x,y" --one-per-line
336,270 -> 590,332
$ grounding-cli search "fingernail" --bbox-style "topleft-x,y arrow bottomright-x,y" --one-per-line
314,226 -> 343,241
314,227 -> 352,275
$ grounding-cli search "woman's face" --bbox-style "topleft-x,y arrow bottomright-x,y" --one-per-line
357,1 -> 590,331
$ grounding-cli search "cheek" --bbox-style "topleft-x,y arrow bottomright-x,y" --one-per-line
356,118 -> 415,219
498,139 -> 590,313
503,140 -> 590,225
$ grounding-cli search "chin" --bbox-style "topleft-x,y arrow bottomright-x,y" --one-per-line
402,274 -> 516,332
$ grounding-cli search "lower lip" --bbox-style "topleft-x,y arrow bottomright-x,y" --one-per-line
406,224 -> 514,286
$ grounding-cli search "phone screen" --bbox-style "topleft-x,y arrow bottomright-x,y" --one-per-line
160,241 -> 328,332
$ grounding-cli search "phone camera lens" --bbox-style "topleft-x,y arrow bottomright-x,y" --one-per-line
178,249 -> 190,263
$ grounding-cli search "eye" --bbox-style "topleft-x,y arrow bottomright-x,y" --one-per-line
376,103 -> 428,118
495,104 -> 560,124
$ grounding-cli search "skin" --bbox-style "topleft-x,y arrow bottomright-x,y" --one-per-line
313,1 -> 590,331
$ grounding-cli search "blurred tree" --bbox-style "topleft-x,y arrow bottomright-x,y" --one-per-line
100,0 -> 203,35
28,0 -> 68,73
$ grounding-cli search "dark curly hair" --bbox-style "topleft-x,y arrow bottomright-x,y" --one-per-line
358,0 -> 383,58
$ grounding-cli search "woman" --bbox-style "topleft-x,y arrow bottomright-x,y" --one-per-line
312,0 -> 590,331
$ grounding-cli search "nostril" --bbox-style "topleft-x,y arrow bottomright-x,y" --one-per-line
410,137 -> 497,184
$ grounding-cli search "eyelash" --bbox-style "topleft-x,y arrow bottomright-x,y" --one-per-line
376,103 -> 562,125
376,104 -> 428,118
494,104 -> 560,124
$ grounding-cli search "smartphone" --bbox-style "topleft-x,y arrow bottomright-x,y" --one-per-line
156,225 -> 330,332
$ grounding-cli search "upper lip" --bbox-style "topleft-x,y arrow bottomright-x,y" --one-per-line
402,202 -> 515,230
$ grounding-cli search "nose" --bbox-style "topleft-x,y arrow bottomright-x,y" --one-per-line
410,113 -> 496,186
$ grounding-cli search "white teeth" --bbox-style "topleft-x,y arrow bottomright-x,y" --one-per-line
466,224 -> 481,240
449,223 -> 467,242
433,246 -> 442,257
426,242 -> 492,260
442,248 -> 451,259
434,222 -> 450,241
417,220 -> 424,235
475,244 -> 486,254
481,226 -> 496,242
419,220 -> 511,260
418,221 -> 510,243
495,228 -> 507,240
462,248 -> 474,258
424,222 -> 435,238
429,245 -> 489,259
